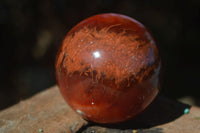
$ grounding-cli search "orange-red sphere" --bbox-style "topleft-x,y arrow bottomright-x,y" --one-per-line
55,13 -> 161,123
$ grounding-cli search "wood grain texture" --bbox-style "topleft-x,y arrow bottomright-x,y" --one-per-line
0,85 -> 200,133
0,86 -> 87,133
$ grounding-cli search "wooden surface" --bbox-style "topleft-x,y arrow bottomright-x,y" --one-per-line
0,86 -> 200,133
0,86 -> 87,133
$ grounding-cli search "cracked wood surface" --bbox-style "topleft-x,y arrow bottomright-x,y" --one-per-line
0,85 -> 200,133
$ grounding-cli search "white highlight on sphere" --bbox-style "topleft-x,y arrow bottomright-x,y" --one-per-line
93,51 -> 101,58
76,109 -> 84,115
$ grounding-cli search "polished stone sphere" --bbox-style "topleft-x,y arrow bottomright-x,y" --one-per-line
55,13 -> 161,123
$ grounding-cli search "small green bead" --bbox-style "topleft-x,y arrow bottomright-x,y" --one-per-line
184,108 -> 190,114
39,129 -> 43,132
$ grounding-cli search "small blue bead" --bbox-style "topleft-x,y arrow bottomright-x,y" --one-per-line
184,108 -> 190,114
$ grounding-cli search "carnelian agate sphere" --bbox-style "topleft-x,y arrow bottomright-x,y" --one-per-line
55,13 -> 161,123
